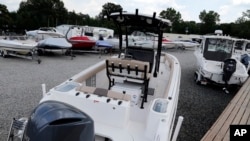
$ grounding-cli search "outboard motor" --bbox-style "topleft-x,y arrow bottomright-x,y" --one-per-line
22,101 -> 94,141
222,58 -> 237,93
223,58 -> 237,82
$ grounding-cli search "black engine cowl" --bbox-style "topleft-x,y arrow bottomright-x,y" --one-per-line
223,58 -> 237,82
23,101 -> 94,141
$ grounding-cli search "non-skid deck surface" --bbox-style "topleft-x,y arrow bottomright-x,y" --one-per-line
201,78 -> 250,141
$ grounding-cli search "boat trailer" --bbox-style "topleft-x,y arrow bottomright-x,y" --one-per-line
0,47 -> 41,64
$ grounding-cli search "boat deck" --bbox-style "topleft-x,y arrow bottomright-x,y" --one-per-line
201,77 -> 250,141
70,54 -> 176,141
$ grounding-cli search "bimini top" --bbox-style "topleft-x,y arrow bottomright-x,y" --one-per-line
105,9 -> 171,33
105,9 -> 172,77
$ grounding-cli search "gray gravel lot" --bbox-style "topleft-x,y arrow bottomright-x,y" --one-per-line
0,49 -> 238,141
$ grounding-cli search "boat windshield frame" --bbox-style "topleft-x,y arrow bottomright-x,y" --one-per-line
203,37 -> 234,62
105,9 -> 171,77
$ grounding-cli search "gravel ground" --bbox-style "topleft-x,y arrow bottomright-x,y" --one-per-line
0,49 -> 239,141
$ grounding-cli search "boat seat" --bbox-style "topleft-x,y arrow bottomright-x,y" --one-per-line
78,86 -> 131,101
105,57 -> 150,108
106,58 -> 150,80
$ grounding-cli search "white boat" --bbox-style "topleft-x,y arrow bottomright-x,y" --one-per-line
121,31 -> 200,50
56,24 -> 114,40
7,9 -> 183,141
194,35 -> 248,93
26,27 -> 73,57
162,39 -> 200,50
0,36 -> 41,63
232,38 -> 250,73
26,27 -> 65,40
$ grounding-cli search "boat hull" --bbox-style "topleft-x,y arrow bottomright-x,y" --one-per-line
69,36 -> 96,50
39,52 -> 181,141
194,46 -> 248,86
37,37 -> 72,50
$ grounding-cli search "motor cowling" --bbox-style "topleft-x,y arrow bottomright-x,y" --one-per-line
22,101 -> 94,141
223,58 -> 237,82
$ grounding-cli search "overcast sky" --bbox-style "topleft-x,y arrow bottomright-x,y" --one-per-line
1,0 -> 250,23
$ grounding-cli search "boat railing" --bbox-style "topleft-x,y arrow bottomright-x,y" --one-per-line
106,57 -> 150,109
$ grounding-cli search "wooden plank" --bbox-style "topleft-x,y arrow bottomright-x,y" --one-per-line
205,85 -> 249,141
201,78 -> 250,141
231,88 -> 250,124
248,116 -> 250,124
222,94 -> 250,141
240,109 -> 250,124
213,105 -> 241,140
214,85 -> 250,140
229,78 -> 250,106
237,91 -> 250,124
222,130 -> 229,141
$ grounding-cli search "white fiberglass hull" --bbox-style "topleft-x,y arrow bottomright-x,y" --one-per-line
0,39 -> 37,50
40,53 -> 181,141
194,50 -> 248,85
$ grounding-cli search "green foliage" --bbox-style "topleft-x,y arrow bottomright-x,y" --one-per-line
97,2 -> 123,34
0,1 -> 250,39
16,0 -> 68,30
199,10 -> 220,34
0,4 -> 12,31
159,8 -> 182,33
236,10 -> 250,23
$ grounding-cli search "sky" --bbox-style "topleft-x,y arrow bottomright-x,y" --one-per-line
1,0 -> 250,23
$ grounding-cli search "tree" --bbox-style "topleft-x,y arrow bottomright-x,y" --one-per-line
199,10 -> 220,34
98,2 -> 123,34
17,0 -> 68,29
98,2 -> 122,19
159,8 -> 182,33
199,10 -> 220,24
236,9 -> 250,23
0,4 -> 12,33
243,10 -> 250,19
159,8 -> 182,24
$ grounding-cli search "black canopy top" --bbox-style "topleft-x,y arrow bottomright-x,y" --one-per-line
106,9 -> 171,33
105,9 -> 172,77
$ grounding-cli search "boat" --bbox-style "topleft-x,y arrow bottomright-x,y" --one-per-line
65,25 -> 97,50
130,31 -> 167,49
26,27 -> 73,57
233,38 -> 250,72
95,35 -> 113,53
106,37 -> 126,49
0,35 -> 41,63
119,31 -> 199,50
7,9 -> 183,141
69,36 -> 96,50
26,27 -> 64,40
162,38 -> 200,50
36,37 -> 73,57
194,35 -> 248,93
56,24 -> 114,40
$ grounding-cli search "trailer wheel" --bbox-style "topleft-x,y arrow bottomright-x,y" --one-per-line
1,50 -> 7,58
104,49 -> 109,54
37,59 -> 41,64
194,73 -> 201,85
37,49 -> 44,56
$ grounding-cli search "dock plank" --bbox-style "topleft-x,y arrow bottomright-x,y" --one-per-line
201,78 -> 250,141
